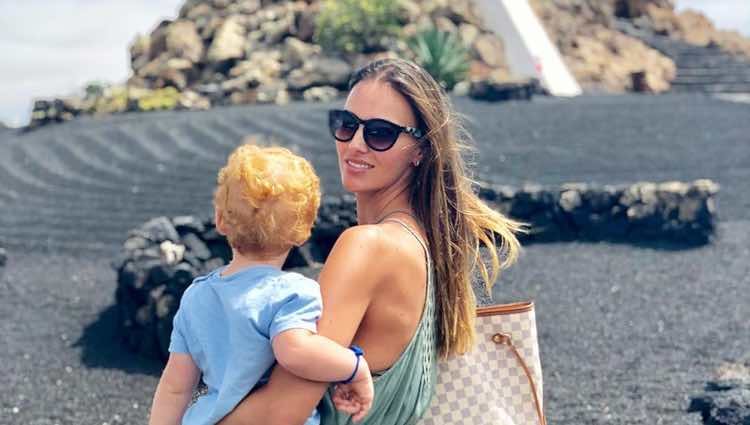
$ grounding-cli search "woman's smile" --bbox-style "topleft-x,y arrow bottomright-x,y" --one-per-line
344,158 -> 374,172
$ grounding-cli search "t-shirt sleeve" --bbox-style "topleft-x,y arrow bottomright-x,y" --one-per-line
268,275 -> 322,341
168,307 -> 189,353
168,287 -> 192,354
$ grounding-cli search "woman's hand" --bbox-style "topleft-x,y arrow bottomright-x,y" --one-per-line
331,357 -> 374,423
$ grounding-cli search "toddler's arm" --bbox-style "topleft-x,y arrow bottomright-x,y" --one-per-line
149,353 -> 201,425
272,330 -> 373,422
272,329 -> 370,383
268,275 -> 373,421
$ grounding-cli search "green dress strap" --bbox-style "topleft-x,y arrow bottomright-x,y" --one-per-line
318,218 -> 438,425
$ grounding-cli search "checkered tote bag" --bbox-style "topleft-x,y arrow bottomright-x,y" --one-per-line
419,301 -> 546,425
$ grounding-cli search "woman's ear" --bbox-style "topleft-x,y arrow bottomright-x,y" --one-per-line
412,149 -> 423,167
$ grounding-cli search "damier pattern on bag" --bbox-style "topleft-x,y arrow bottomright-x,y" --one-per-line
419,302 -> 545,425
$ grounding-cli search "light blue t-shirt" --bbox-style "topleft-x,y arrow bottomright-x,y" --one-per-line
169,264 -> 322,425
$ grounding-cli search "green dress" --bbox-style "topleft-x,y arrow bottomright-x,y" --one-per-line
319,218 -> 438,425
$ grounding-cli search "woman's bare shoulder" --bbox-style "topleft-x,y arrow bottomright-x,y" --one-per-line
336,223 -> 418,259
320,225 -> 388,289
323,224 -> 407,286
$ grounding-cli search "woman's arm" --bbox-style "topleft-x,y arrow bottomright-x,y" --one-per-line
218,226 -> 387,425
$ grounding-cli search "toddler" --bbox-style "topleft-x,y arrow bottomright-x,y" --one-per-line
149,144 -> 373,425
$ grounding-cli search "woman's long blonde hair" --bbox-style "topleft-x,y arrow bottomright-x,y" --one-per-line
349,58 -> 529,358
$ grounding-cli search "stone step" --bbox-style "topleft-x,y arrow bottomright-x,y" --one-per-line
670,83 -> 750,93
673,46 -> 726,54
676,49 -> 738,58
676,59 -> 750,70
676,68 -> 750,77
641,41 -> 706,57
674,75 -> 750,85
591,19 -> 750,94
676,48 -> 749,58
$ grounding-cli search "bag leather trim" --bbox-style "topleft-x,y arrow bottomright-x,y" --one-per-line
476,300 -> 534,317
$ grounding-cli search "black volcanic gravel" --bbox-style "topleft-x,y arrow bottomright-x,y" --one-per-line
1,94 -> 748,424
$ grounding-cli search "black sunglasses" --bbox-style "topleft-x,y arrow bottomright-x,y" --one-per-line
328,109 -> 424,152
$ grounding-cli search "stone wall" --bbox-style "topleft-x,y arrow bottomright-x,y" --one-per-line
111,214 -> 326,358
480,179 -> 719,245
113,179 -> 719,359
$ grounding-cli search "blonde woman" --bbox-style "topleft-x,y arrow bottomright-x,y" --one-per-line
220,58 -> 527,425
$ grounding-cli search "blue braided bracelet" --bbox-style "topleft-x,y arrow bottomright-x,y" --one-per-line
339,345 -> 364,384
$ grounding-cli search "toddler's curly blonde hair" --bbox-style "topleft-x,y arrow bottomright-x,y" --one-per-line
213,144 -> 321,256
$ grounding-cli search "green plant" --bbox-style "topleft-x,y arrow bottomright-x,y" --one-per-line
84,81 -> 107,99
137,87 -> 181,111
92,86 -> 128,114
314,0 -> 402,54
408,27 -> 470,90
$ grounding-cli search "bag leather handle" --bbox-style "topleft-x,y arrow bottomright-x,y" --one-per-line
492,332 -> 547,425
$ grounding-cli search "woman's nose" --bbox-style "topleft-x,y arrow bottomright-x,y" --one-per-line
349,125 -> 370,153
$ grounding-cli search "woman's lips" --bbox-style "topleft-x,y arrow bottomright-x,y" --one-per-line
345,159 -> 374,172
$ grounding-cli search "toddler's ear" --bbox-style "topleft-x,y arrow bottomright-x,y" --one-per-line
214,208 -> 226,236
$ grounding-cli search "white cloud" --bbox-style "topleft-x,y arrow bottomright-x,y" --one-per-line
0,0 -> 182,127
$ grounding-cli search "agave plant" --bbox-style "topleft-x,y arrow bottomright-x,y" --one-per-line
408,27 -> 470,90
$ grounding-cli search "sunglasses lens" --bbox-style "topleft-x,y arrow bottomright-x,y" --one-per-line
364,121 -> 399,151
329,110 -> 358,141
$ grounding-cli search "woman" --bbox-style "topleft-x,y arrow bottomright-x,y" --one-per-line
220,58 -> 527,425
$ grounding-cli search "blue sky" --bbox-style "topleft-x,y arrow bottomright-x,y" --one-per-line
1,0 -> 748,127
